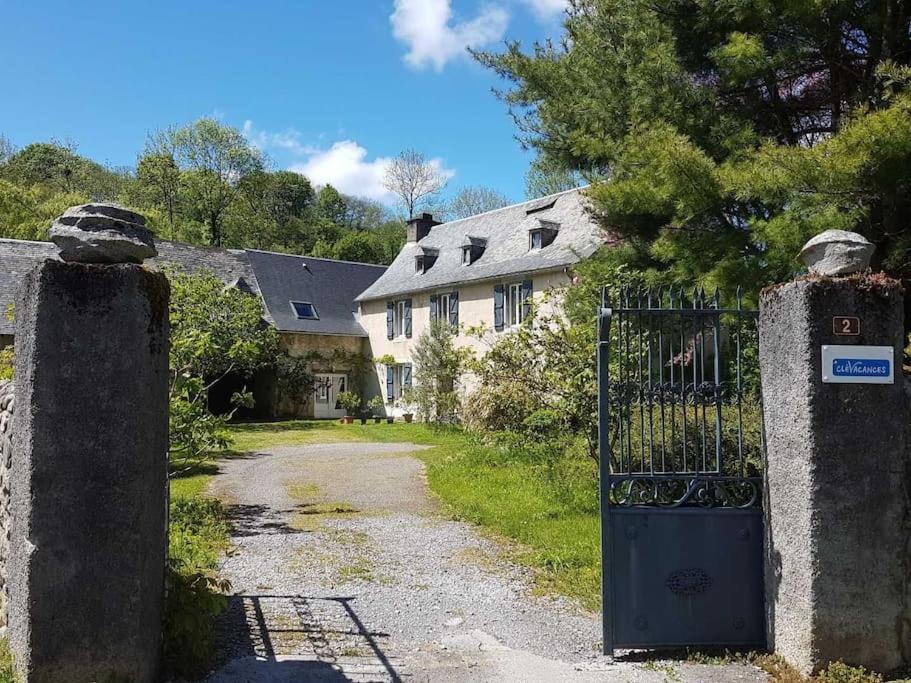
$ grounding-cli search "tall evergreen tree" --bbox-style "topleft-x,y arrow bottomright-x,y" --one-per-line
477,0 -> 911,296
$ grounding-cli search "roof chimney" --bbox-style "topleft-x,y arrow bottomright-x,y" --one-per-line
406,213 -> 441,243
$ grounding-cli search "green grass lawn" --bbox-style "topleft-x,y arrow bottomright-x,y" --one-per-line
222,420 -> 602,610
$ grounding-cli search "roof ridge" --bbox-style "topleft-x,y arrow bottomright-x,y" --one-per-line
244,248 -> 387,269
428,186 -> 587,230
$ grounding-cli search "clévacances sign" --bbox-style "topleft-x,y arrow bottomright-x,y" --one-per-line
821,345 -> 894,384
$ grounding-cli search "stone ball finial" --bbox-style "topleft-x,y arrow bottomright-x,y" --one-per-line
49,203 -> 157,264
798,229 -> 874,276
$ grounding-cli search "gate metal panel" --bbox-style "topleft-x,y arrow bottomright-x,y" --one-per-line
598,287 -> 765,654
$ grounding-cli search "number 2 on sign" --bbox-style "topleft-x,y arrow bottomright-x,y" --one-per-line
833,316 -> 860,336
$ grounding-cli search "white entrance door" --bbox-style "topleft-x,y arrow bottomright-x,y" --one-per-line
313,373 -> 348,419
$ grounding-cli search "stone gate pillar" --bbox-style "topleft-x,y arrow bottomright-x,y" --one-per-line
9,204 -> 169,682
759,231 -> 910,675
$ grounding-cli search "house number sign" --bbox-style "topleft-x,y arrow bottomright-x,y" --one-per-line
833,316 -> 860,336
821,345 -> 893,384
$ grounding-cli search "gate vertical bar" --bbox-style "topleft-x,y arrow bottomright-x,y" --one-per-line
597,287 -> 614,654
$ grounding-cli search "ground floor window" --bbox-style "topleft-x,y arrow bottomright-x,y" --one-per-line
386,363 -> 412,402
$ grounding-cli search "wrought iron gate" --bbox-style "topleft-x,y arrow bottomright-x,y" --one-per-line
598,287 -> 765,654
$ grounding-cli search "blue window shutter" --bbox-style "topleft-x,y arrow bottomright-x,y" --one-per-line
403,364 -> 412,388
521,280 -> 533,321
429,295 -> 438,321
386,302 -> 394,340
404,299 -> 412,338
449,291 -> 459,327
494,285 -> 505,331
386,366 -> 394,401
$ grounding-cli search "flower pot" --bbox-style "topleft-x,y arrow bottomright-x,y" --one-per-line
360,416 -> 368,425
403,413 -> 414,423
373,417 -> 381,424
386,417 -> 394,424
343,415 -> 354,424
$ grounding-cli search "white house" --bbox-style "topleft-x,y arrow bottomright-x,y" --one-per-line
355,188 -> 604,415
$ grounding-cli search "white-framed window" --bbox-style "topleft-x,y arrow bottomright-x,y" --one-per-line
394,300 -> 406,337
530,230 -> 543,250
462,248 -> 471,265
506,282 -> 524,327
439,293 -> 451,322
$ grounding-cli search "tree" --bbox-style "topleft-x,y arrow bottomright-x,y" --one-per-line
476,0 -> 911,297
167,269 -> 278,473
383,149 -> 448,218
524,156 -> 582,199
0,179 -> 87,241
0,141 -> 110,194
447,185 -> 511,219
343,195 -> 386,230
0,135 -> 15,167
137,153 -> 181,230
315,184 -> 347,225
329,231 -> 385,264
410,319 -> 471,423
147,118 -> 263,246
227,170 -> 315,250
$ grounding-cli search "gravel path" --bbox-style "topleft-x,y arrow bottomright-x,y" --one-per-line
201,442 -> 764,682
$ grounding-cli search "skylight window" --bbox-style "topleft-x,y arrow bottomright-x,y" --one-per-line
290,301 -> 319,320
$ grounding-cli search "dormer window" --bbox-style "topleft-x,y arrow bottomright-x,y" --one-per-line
415,247 -> 439,274
461,235 -> 487,265
290,301 -> 319,320
529,220 -> 559,250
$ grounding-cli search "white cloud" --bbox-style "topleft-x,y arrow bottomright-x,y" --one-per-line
391,0 -> 509,71
520,0 -> 568,21
291,141 -> 394,202
244,121 -> 456,204
292,141 -> 456,204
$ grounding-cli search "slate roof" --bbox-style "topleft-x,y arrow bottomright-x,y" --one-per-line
0,239 -> 58,335
244,250 -> 386,337
0,238 -> 385,337
355,188 -> 604,302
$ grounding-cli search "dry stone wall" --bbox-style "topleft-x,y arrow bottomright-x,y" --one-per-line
0,380 -> 12,628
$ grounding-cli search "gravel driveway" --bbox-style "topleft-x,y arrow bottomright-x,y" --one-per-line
201,442 -> 764,683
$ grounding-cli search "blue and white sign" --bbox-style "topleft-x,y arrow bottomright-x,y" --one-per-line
821,345 -> 894,384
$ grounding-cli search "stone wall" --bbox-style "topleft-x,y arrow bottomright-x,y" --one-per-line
0,380 -> 10,628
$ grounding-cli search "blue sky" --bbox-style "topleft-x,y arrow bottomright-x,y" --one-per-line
1,0 -> 568,205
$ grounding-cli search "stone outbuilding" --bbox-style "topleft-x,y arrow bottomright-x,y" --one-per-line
0,238 -> 385,419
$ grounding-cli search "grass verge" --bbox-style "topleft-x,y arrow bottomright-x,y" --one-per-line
166,458 -> 232,678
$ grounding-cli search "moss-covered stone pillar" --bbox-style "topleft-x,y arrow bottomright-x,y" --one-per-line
9,205 -> 169,682
759,273 -> 909,675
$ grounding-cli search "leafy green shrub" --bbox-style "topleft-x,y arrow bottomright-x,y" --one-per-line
815,662 -> 882,683
164,497 -> 231,678
167,268 -> 278,475
0,637 -> 13,683
0,347 -> 11,381
462,380 -> 537,433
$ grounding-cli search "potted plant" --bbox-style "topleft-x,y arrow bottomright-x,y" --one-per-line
398,390 -> 416,423
336,391 -> 361,425
368,395 -> 385,424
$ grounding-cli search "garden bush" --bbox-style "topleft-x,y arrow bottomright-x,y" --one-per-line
163,497 -> 231,678
0,347 -> 12,381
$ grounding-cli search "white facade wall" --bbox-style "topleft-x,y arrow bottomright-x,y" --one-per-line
359,268 -> 571,415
